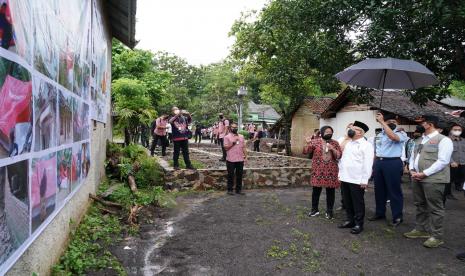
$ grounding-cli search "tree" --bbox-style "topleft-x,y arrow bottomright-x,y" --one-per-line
190,62 -> 241,126
230,0 -> 354,154
153,51 -> 205,98
113,78 -> 156,145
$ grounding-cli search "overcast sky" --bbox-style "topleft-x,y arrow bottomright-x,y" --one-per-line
135,0 -> 268,66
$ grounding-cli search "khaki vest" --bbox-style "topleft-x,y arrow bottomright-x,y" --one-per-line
413,134 -> 450,183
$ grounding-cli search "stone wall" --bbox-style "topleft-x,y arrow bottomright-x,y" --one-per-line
161,156 -> 312,191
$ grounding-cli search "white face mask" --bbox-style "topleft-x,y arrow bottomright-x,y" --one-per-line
452,130 -> 462,137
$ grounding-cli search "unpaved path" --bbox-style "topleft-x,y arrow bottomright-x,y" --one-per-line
112,187 -> 465,275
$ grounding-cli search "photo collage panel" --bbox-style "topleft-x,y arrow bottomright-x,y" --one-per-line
0,0 -> 106,273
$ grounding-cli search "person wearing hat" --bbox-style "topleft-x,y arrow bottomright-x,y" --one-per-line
338,121 -> 374,234
446,123 -> 465,201
404,115 -> 453,248
368,112 -> 409,227
304,126 -> 342,219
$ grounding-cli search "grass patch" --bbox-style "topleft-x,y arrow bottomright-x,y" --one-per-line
266,228 -> 321,273
168,159 -> 205,169
52,205 -> 126,276
255,215 -> 273,226
263,194 -> 291,215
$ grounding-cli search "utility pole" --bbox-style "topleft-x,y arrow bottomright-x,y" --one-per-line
237,86 -> 247,129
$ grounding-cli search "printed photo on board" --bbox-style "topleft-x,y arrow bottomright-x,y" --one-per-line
0,0 -> 32,63
81,142 -> 90,178
34,78 -> 57,151
56,148 -> 71,206
58,90 -> 73,146
31,153 -> 57,233
0,57 -> 32,159
0,160 -> 29,267
32,0 -> 59,80
71,143 -> 81,191
73,100 -> 89,142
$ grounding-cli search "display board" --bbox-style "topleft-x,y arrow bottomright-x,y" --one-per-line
0,0 -> 108,273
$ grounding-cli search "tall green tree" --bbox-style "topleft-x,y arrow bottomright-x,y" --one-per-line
230,0 -> 354,153
113,78 -> 156,145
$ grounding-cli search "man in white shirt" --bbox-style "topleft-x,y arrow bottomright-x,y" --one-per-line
404,115 -> 453,248
338,121 -> 374,234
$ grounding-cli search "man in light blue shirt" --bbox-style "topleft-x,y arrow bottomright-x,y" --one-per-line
368,112 -> 409,227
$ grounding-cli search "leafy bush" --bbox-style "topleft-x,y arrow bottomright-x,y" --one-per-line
106,141 -> 122,158
239,130 -> 249,138
135,157 -> 164,188
107,184 -> 167,209
121,144 -> 147,162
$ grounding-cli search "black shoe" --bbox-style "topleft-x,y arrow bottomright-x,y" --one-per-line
368,215 -> 386,221
446,194 -> 458,200
391,218 -> 403,227
350,225 -> 363,234
325,211 -> 334,220
456,251 -> 465,261
308,210 -> 320,217
338,221 -> 355,229
186,166 -> 196,170
227,191 -> 235,195
219,158 -> 226,162
236,191 -> 245,195
173,166 -> 180,170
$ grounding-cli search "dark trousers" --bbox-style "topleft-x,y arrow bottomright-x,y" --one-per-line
311,187 -> 335,212
194,133 -> 202,143
219,138 -> 227,160
226,161 -> 244,192
253,140 -> 260,152
342,181 -> 365,226
150,135 -> 167,156
173,139 -> 192,168
373,158 -> 404,220
449,165 -> 465,192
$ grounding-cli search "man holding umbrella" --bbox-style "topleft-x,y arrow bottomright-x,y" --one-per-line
368,112 -> 408,226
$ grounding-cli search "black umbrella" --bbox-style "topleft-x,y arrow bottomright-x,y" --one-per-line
335,57 -> 439,107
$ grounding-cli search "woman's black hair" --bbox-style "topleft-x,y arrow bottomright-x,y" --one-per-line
320,125 -> 334,135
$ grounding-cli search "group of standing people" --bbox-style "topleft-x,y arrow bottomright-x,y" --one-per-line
150,107 -> 195,170
304,111 -> 463,255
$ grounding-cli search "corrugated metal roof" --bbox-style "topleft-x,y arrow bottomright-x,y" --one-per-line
105,0 -> 138,48
248,101 -> 281,120
438,96 -> 465,108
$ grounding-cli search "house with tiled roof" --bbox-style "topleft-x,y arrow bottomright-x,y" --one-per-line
290,96 -> 335,156
320,88 -> 465,140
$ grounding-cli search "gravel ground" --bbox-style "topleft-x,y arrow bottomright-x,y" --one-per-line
111,185 -> 465,276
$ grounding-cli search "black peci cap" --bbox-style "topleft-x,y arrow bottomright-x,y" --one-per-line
353,121 -> 369,133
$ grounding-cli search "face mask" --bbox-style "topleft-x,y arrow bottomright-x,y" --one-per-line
322,134 -> 332,140
452,130 -> 462,137
347,129 -> 356,138
219,115 -> 224,119
231,128 -> 238,134
387,123 -> 397,130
